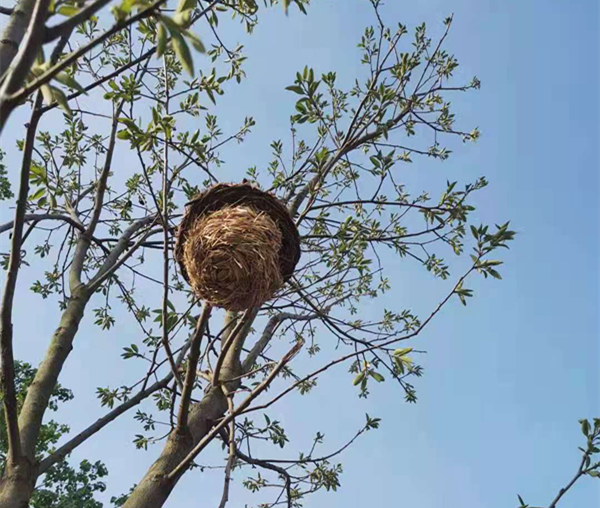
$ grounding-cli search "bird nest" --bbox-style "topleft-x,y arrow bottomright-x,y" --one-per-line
175,183 -> 301,311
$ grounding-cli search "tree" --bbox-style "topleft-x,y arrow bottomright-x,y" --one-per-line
0,0 -> 537,506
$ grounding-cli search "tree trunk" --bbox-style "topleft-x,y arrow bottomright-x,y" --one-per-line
123,311 -> 252,508
0,455 -> 36,508
0,288 -> 90,506
122,386 -> 229,508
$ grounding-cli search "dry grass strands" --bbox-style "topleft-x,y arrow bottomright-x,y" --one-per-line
175,182 -> 301,311
182,206 -> 284,311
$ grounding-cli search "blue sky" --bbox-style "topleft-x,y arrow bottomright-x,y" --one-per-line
1,0 -> 598,507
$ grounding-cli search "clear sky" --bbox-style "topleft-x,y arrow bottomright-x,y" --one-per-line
1,0 -> 598,507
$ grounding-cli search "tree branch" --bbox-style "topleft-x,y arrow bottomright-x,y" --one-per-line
0,213 -> 86,234
218,386 -> 236,508
213,309 -> 253,387
167,339 -> 305,481
235,449 -> 293,508
176,304 -> 212,433
0,0 -> 50,129
37,373 -> 172,475
243,268 -> 476,416
0,93 -> 43,466
87,215 -> 158,292
0,0 -> 36,78
242,312 -> 317,373
43,0 -> 114,42
547,452 -> 590,508
69,104 -> 123,291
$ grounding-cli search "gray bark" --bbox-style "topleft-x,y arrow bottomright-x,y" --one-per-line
0,0 -> 36,78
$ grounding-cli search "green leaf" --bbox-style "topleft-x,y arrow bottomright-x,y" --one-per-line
40,84 -> 54,106
120,0 -> 140,14
184,30 -> 206,53
285,85 -> 304,95
57,5 -> 80,16
50,86 -> 72,116
169,27 -> 194,76
176,0 -> 196,13
394,347 -> 413,357
581,419 -> 591,437
54,72 -> 86,93
173,8 -> 193,27
369,371 -> 385,383
156,22 -> 168,57
353,372 -> 365,386
29,187 -> 46,201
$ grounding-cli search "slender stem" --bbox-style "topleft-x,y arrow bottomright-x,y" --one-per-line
547,452 -> 590,508
159,55 -> 183,392
218,385 -> 236,508
235,449 -> 293,508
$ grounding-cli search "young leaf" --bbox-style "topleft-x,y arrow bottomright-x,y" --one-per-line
54,72 -> 86,93
353,371 -> 366,386
49,86 -> 72,116
40,84 -> 54,106
57,5 -> 80,16
184,30 -> 206,53
156,22 -> 168,57
171,30 -> 194,76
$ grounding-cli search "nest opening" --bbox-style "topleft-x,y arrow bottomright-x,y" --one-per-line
182,205 -> 285,311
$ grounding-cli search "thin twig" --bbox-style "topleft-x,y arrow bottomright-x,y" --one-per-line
547,452 -> 590,508
218,385 -> 236,508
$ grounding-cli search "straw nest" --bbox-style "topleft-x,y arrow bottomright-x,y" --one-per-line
175,183 -> 301,311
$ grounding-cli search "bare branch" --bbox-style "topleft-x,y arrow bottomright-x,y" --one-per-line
218,386 -> 236,508
0,213 -> 86,234
243,268 -> 476,416
69,105 -> 122,291
547,452 -> 591,508
43,0 -> 114,42
242,312 -> 317,373
176,305 -> 212,432
235,449 -> 293,508
37,373 -> 172,475
87,215 -> 158,292
0,0 -> 36,77
213,309 -> 254,387
0,0 -> 50,129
